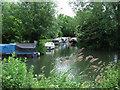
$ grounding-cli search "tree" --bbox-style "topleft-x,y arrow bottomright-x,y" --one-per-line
57,14 -> 76,37
2,2 -> 58,43
71,1 -> 120,49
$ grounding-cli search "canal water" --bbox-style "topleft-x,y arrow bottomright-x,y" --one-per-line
27,43 -> 118,80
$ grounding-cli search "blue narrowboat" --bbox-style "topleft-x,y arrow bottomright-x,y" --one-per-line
0,43 -> 38,57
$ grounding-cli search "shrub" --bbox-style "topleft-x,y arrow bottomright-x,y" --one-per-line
37,41 -> 46,55
118,61 -> 120,88
34,70 -> 84,88
37,39 -> 53,55
2,54 -> 85,88
2,53 -> 39,88
93,62 -> 119,89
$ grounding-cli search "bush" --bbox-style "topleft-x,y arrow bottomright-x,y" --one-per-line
2,53 -> 39,88
37,39 -> 53,55
37,41 -> 46,55
118,61 -> 120,88
92,62 -> 119,88
34,70 -> 84,88
2,53 -> 87,88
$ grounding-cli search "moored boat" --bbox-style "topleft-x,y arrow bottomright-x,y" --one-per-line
45,42 -> 55,50
52,38 -> 62,45
0,43 -> 38,58
69,37 -> 77,45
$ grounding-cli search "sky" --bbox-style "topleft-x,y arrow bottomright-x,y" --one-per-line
55,0 -> 76,17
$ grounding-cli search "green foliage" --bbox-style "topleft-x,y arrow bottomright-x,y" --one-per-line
34,71 -> 82,88
2,53 -> 39,88
73,2 -> 120,49
37,39 -> 53,55
57,14 -> 76,37
92,62 -> 119,88
118,61 -> 120,88
37,41 -> 46,55
100,64 -> 118,88
58,29 -> 63,37
2,2 -> 58,43
2,54 -> 85,88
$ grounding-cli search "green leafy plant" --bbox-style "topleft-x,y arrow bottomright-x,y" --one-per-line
2,53 -> 38,88
93,62 -> 119,89
37,41 -> 46,55
37,39 -> 53,55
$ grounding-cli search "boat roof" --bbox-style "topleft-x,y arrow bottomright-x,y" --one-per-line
45,42 -> 54,43
53,38 -> 62,40
0,43 -> 16,46
16,43 -> 36,49
61,37 -> 67,38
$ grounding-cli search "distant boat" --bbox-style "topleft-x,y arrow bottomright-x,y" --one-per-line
69,37 -> 77,45
45,42 -> 55,50
61,37 -> 67,42
52,38 -> 62,45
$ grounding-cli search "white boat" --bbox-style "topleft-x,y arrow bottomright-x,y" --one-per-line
69,37 -> 77,44
45,42 -> 55,50
52,38 -> 62,45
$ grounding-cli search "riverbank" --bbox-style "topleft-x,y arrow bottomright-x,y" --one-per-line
37,39 -> 53,55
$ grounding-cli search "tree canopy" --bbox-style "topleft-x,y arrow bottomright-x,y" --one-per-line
2,2 -> 58,43
57,14 -> 76,37
70,1 -> 120,49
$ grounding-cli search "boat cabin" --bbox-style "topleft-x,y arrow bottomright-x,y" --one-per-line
45,42 -> 55,50
52,38 -> 62,45
15,43 -> 37,55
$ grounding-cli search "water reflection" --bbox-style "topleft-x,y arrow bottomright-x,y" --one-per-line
82,50 -> 116,64
114,53 -> 118,64
46,50 -> 54,55
54,56 -> 76,80
62,44 -> 66,50
27,43 -> 117,80
55,57 -> 71,71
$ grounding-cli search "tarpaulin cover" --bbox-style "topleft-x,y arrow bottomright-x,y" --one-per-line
0,43 -> 16,54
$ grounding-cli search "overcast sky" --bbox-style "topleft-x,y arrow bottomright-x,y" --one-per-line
55,0 -> 76,17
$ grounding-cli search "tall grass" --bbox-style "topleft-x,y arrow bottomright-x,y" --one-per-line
91,62 -> 119,89
69,48 -> 104,82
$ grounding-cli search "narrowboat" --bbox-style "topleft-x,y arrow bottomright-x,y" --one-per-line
0,43 -> 38,58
